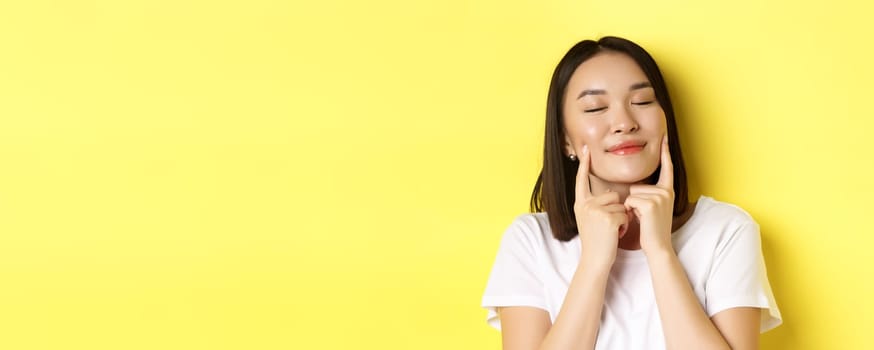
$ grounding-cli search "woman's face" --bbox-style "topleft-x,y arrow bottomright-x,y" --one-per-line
562,51 -> 667,184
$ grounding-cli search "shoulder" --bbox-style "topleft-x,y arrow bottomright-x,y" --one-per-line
499,212 -> 578,261
681,196 -> 763,252
692,195 -> 759,230
500,212 -> 553,248
675,197 -> 768,273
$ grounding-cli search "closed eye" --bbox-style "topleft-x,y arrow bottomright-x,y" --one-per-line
631,101 -> 654,106
584,107 -> 607,113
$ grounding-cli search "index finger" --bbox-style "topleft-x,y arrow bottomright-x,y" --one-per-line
656,133 -> 674,189
575,145 -> 593,201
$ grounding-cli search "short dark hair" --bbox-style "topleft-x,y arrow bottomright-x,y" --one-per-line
529,36 -> 689,242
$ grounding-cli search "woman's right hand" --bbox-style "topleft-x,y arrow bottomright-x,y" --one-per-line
573,145 -> 628,269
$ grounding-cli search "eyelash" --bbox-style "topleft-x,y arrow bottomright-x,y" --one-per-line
584,101 -> 654,113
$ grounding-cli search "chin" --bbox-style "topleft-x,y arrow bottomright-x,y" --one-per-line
600,174 -> 650,184
598,166 -> 659,184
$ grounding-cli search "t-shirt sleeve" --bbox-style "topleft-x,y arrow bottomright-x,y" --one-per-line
705,220 -> 783,333
481,215 -> 548,331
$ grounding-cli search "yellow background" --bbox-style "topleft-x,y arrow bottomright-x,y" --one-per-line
0,0 -> 871,349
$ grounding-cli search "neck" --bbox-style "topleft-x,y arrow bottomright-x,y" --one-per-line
588,175 -> 641,202
586,174 -> 697,247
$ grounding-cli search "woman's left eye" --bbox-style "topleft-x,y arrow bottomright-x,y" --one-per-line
631,101 -> 654,106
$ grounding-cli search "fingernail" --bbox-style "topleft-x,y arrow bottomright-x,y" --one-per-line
582,145 -> 588,154
663,134 -> 668,144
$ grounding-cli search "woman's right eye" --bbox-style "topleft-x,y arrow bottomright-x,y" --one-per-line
584,107 -> 607,113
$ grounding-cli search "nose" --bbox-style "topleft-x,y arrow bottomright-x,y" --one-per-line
610,106 -> 639,134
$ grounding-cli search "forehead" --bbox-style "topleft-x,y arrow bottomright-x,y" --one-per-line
566,52 -> 650,94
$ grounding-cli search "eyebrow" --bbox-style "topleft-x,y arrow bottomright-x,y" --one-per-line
577,81 -> 653,99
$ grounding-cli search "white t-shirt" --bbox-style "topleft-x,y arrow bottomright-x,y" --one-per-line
481,195 -> 782,349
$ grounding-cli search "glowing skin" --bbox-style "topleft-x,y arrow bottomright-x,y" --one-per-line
562,51 -> 666,189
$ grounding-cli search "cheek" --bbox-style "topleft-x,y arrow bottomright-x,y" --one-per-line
568,120 -> 604,146
643,110 -> 667,131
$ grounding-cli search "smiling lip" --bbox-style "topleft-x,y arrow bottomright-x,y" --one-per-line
607,141 -> 646,155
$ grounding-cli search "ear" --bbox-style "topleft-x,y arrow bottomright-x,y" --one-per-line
563,134 -> 575,157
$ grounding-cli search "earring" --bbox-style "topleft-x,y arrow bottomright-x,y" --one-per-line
569,154 -> 578,161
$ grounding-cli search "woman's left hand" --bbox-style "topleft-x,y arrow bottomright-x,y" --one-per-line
625,134 -> 675,255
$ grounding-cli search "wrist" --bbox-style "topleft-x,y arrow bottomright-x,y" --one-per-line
578,252 -> 612,270
574,260 -> 612,286
643,244 -> 676,260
